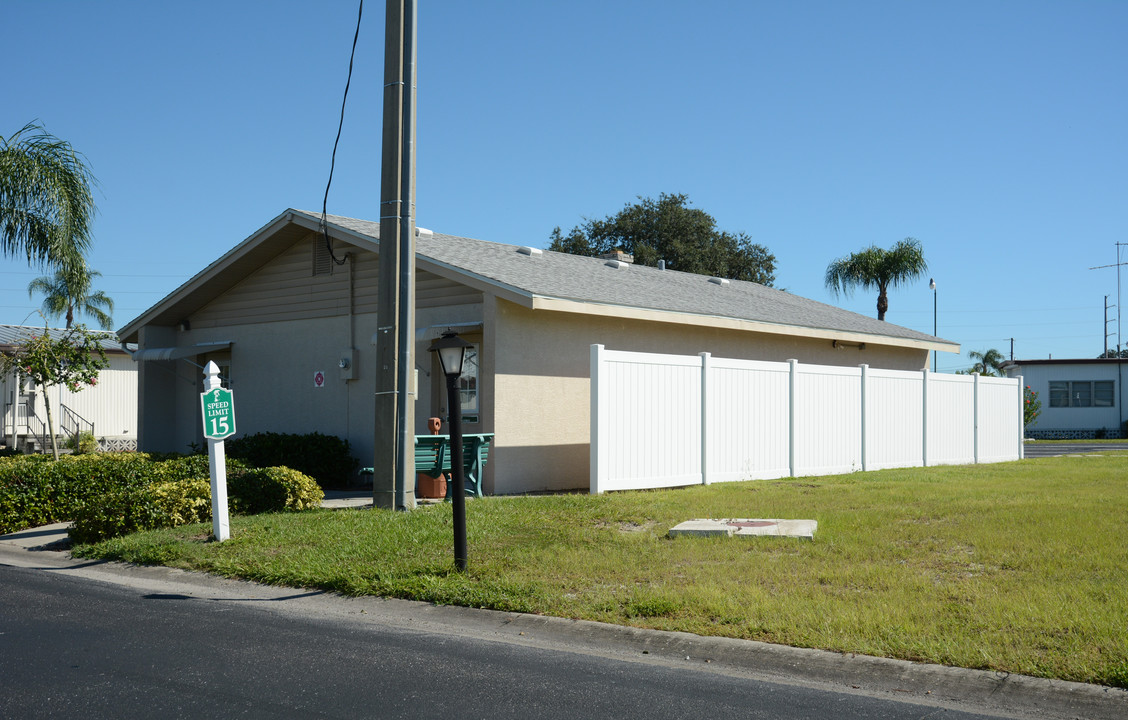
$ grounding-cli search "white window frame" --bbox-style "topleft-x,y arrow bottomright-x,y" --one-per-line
1049,380 -> 1114,408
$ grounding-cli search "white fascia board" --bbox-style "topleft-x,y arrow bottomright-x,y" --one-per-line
528,296 -> 961,354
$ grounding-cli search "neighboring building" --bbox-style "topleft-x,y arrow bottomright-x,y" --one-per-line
117,209 -> 959,494
0,325 -> 138,452
1003,358 -> 1128,439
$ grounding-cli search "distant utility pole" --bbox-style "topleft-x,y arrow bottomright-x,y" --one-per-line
374,0 -> 418,511
1089,242 -> 1128,354
1105,295 -> 1117,358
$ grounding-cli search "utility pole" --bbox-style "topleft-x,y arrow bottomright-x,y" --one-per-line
1009,338 -> 1014,362
1090,242 -> 1128,355
374,0 -> 417,510
1105,295 -> 1116,358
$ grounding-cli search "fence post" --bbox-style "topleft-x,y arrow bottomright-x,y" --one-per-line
788,358 -> 798,477
922,368 -> 930,467
589,344 -> 604,494
1017,374 -> 1025,460
700,352 -> 711,485
973,372 -> 980,464
859,364 -> 869,472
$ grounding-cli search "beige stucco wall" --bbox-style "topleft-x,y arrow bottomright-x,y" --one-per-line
486,299 -> 928,494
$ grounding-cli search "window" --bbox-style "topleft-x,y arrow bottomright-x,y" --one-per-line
1049,380 -> 1114,408
1095,381 -> 1115,407
459,345 -> 479,423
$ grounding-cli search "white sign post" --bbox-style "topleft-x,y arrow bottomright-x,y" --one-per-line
200,361 -> 235,541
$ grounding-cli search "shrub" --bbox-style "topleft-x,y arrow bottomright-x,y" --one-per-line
225,432 -> 357,488
65,431 -> 99,454
150,454 -> 246,483
0,453 -> 154,534
69,477 -> 213,544
229,467 -> 325,514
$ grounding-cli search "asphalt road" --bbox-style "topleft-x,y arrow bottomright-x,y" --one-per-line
2,538 -> 1124,720
0,566 -> 1007,720
1022,442 -> 1128,458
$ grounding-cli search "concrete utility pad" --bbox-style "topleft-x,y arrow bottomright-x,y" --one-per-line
668,519 -> 817,539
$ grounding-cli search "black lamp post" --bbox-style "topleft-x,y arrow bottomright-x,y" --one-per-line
428,330 -> 473,572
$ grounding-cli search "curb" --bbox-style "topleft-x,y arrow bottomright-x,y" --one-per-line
2,526 -> 1125,720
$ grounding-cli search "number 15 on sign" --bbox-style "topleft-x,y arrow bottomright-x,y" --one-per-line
201,387 -> 236,440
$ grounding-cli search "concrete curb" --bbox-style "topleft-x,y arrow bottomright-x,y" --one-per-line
2,524 -> 1125,720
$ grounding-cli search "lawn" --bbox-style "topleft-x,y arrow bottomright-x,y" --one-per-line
74,453 -> 1128,687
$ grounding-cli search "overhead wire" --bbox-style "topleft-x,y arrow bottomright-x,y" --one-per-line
320,0 -> 365,266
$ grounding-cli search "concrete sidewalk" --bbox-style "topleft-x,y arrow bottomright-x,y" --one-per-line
1,520 -> 1125,720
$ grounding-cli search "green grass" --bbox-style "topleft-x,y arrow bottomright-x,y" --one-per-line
1025,438 -> 1128,443
74,454 -> 1128,688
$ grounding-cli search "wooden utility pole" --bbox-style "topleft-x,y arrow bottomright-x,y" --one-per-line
374,0 -> 417,510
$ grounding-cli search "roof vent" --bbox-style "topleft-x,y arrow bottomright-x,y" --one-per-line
605,260 -> 630,270
415,227 -> 433,238
517,246 -> 543,256
658,260 -> 666,271
708,277 -> 730,286
599,250 -> 634,264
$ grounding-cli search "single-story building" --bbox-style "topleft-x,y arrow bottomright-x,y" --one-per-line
117,209 -> 959,493
1002,358 -> 1128,438
0,324 -> 138,452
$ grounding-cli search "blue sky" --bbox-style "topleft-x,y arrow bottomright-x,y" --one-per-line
4,0 -> 1126,370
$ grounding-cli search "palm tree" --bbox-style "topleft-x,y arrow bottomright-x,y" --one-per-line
824,238 -> 928,321
28,262 -> 114,329
0,122 -> 95,269
967,348 -> 1006,377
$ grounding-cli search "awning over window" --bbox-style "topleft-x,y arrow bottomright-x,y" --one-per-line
129,341 -> 232,362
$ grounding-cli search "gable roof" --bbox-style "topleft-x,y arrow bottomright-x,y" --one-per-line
0,324 -> 131,355
119,208 -> 958,353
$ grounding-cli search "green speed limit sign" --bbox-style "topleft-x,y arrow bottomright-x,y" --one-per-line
201,387 -> 236,440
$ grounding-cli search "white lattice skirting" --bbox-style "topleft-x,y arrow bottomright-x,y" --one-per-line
98,437 -> 138,452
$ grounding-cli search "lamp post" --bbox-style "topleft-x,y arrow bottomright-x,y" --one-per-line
929,278 -> 937,373
428,329 -> 473,572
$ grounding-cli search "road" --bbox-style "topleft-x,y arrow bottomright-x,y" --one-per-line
1,532 -> 1124,719
0,566 -> 999,720
1022,442 -> 1128,458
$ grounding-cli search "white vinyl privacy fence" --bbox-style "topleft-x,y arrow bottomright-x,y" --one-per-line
590,346 -> 1024,494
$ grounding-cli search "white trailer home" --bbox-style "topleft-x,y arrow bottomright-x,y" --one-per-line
0,325 -> 138,453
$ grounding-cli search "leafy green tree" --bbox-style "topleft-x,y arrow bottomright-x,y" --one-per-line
28,262 -> 114,329
0,323 -> 109,459
1024,385 -> 1041,427
1097,349 -> 1128,358
966,348 -> 1007,377
0,122 -> 96,269
549,193 -> 776,285
824,238 -> 928,320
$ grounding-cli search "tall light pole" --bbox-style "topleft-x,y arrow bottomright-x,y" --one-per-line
429,329 -> 473,572
929,278 -> 937,373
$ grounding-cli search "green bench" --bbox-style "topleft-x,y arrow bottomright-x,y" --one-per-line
362,433 -> 493,498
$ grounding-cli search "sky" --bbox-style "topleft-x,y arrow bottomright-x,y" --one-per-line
3,0 -> 1126,371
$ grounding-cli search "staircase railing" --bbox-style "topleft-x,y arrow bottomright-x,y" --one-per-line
17,402 -> 51,453
60,404 -> 95,443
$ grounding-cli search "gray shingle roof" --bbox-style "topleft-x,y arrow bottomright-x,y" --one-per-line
0,324 -> 131,353
303,210 -> 949,347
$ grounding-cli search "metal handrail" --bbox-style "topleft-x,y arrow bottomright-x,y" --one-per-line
18,403 -> 51,452
60,404 -> 95,440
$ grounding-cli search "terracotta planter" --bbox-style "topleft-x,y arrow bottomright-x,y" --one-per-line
417,473 -> 447,499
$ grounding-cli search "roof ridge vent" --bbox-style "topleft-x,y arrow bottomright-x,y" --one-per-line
708,277 -> 730,286
517,246 -> 543,256
605,260 -> 630,270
